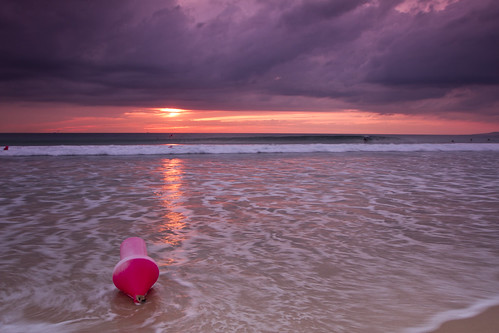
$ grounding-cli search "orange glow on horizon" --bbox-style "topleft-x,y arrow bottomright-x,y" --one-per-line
1,103 -> 497,134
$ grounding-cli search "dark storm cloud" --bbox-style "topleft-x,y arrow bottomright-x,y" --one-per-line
366,1 -> 499,86
0,0 -> 498,116
0,0 -> 193,104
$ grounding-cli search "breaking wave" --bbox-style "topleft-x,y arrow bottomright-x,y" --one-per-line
2,143 -> 499,156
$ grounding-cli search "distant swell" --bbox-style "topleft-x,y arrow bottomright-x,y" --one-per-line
2,143 -> 499,156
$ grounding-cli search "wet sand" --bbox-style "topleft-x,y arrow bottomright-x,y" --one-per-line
428,305 -> 499,333
1,153 -> 499,332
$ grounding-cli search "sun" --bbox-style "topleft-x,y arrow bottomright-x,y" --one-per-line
158,108 -> 186,117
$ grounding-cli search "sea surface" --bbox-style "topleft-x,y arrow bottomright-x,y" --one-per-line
1,133 -> 499,332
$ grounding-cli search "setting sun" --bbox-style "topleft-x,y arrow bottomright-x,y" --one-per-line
158,108 -> 187,117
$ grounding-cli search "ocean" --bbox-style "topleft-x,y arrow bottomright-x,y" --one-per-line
1,133 -> 499,332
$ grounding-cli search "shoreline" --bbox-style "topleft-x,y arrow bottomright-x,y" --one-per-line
427,305 -> 499,333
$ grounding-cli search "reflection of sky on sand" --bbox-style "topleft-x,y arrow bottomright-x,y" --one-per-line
154,158 -> 188,251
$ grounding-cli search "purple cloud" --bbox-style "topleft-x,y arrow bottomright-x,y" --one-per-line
0,0 -> 498,118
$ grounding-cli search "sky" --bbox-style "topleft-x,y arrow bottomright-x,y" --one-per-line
1,0 -> 498,134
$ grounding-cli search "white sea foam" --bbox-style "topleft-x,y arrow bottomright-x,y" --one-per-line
0,321 -> 68,333
1,143 -> 499,156
404,295 -> 499,333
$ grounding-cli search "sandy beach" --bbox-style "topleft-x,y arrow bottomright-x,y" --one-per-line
428,305 -> 499,333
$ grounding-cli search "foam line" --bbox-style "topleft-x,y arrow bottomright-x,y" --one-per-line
2,143 -> 499,156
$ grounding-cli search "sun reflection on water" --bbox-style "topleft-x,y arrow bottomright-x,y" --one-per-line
154,158 -> 188,250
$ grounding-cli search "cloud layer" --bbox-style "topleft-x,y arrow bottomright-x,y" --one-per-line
1,0 -> 498,119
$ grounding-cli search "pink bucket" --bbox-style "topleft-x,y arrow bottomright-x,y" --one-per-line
112,237 -> 159,303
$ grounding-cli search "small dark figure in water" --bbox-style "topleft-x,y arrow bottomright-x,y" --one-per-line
363,136 -> 372,143
451,140 -> 455,143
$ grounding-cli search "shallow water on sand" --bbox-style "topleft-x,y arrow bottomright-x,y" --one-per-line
1,152 -> 499,332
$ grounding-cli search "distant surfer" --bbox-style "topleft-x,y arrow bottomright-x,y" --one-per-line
363,136 -> 372,143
